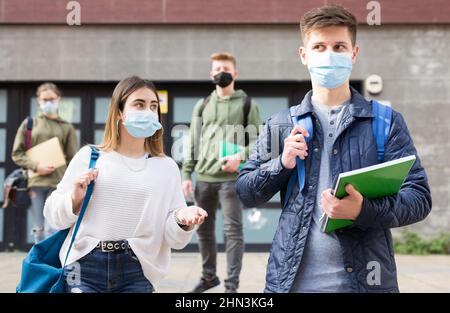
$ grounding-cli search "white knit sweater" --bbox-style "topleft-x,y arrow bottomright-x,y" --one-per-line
43,145 -> 194,287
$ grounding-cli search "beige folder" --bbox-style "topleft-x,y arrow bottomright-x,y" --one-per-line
26,137 -> 66,178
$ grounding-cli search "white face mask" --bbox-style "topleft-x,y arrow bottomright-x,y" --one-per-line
40,100 -> 58,115
122,110 -> 162,138
307,51 -> 353,89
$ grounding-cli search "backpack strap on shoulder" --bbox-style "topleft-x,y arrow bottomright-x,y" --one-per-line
371,100 -> 392,162
243,96 -> 252,146
25,117 -> 33,150
197,95 -> 211,117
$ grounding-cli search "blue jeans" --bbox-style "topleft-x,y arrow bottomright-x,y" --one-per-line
63,248 -> 154,293
29,187 -> 57,243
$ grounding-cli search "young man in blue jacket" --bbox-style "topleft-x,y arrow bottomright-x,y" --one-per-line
236,5 -> 432,293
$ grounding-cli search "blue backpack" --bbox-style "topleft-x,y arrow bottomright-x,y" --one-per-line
284,100 -> 392,206
16,146 -> 99,293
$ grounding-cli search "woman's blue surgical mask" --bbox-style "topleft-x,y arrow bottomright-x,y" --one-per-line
123,110 -> 162,138
40,100 -> 58,116
307,51 -> 353,89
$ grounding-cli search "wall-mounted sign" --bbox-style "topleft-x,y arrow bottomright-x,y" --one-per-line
157,90 -> 168,114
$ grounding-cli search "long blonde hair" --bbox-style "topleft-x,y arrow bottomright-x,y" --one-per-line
98,76 -> 165,157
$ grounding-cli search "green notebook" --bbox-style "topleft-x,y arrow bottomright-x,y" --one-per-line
321,155 -> 417,233
220,141 -> 245,171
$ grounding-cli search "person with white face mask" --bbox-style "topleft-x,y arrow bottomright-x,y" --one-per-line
121,109 -> 162,138
237,5 -> 431,293
11,83 -> 78,243
306,50 -> 353,89
43,76 -> 208,293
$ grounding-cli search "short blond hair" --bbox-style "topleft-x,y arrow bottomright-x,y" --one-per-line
210,52 -> 236,67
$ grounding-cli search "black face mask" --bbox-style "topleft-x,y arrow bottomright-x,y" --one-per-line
212,72 -> 233,88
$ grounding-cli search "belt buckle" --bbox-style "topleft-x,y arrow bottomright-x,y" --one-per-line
101,241 -> 115,252
99,240 -> 130,252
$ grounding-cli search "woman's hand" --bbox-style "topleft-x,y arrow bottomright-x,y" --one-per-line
36,162 -> 55,176
175,206 -> 208,227
71,168 -> 99,215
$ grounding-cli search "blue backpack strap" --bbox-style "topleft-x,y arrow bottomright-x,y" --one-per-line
284,107 -> 314,207
63,146 -> 99,266
371,100 -> 392,162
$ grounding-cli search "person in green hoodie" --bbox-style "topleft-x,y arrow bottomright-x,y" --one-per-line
11,82 -> 78,243
182,52 -> 262,293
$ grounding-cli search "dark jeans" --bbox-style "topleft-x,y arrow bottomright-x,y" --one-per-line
29,187 -> 56,243
63,248 -> 154,293
194,181 -> 244,290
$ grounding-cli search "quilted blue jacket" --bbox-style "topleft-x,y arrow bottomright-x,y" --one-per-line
236,88 -> 432,293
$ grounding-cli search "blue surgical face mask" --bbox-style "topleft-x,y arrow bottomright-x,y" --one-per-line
41,100 -> 58,116
123,110 -> 162,138
307,51 -> 353,89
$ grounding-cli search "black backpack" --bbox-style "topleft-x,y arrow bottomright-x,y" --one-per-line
3,117 -> 33,209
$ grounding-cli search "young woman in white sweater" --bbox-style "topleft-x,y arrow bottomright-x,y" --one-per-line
44,76 -> 207,293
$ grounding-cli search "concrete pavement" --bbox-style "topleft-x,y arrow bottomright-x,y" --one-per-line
1,252 -> 449,293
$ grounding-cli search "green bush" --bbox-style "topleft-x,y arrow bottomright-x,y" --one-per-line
393,231 -> 450,255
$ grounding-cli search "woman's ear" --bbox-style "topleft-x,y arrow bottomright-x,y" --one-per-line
118,110 -> 125,122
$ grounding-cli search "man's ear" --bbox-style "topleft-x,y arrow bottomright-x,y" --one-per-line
209,71 -> 214,80
299,46 -> 308,65
351,44 -> 360,65
234,70 -> 239,80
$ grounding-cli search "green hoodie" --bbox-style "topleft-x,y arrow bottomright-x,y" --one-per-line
11,113 -> 79,188
181,89 -> 262,183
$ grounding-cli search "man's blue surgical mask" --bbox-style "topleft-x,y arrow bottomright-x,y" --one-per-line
41,100 -> 58,116
123,110 -> 162,138
307,51 -> 353,89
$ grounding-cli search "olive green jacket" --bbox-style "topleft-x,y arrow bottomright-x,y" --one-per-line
181,89 -> 262,183
11,113 -> 78,188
